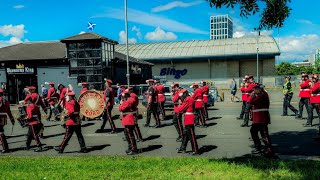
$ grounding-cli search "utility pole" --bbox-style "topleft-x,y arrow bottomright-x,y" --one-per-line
124,0 -> 130,86
256,31 -> 260,83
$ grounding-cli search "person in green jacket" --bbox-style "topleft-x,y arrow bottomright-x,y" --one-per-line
282,76 -> 298,116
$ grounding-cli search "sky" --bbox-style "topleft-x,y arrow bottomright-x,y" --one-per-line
0,0 -> 319,63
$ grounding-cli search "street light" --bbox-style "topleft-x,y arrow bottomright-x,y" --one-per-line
256,30 -> 260,83
124,0 -> 130,86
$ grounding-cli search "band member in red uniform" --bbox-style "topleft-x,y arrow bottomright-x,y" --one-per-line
242,75 -> 255,127
249,83 -> 274,157
119,90 -> 138,155
81,82 -> 89,94
172,82 -> 184,142
155,80 -> 166,119
176,89 -> 199,155
237,78 -> 247,120
58,84 -> 68,108
201,80 -> 210,120
305,74 -> 320,127
145,79 -> 161,128
45,82 -> 59,121
128,87 -> 143,142
100,80 -> 117,133
25,95 -> 43,152
192,83 -> 207,127
0,96 -> 15,153
55,92 -> 87,153
296,73 -> 312,119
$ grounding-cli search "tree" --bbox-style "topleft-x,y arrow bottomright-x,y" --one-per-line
276,62 -> 318,76
207,0 -> 292,30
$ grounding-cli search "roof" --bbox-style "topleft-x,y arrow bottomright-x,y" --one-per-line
115,36 -> 281,61
61,32 -> 118,44
0,41 -> 66,61
114,52 -> 153,65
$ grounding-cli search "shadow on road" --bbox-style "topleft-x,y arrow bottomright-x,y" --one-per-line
81,123 -> 95,128
10,145 -> 40,152
199,145 -> 217,154
6,134 -> 26,139
8,140 -> 26,144
143,135 -> 160,141
206,117 -> 222,121
87,144 -> 111,152
140,145 -> 163,153
207,108 -> 219,111
196,135 -> 207,140
44,124 -> 61,128
95,128 -> 125,133
206,122 -> 217,127
43,133 -> 65,139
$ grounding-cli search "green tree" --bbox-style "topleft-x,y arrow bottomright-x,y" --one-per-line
276,62 -> 296,75
207,0 -> 292,30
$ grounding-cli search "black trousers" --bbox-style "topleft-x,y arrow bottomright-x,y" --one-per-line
146,103 -> 160,125
250,123 -> 273,154
203,103 -> 208,119
180,125 -> 198,153
26,124 -> 42,147
124,125 -> 137,152
158,102 -> 166,118
173,113 -> 183,138
0,126 -> 9,151
243,103 -> 253,125
134,124 -> 143,140
283,94 -> 298,115
299,98 -> 310,118
60,125 -> 86,150
239,101 -> 247,119
101,106 -> 116,130
47,104 -> 60,120
195,108 -> 206,126
307,103 -> 320,125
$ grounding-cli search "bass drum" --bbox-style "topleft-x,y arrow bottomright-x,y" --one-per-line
78,90 -> 106,118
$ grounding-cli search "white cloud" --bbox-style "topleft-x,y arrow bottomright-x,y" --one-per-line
132,26 -> 142,39
92,8 -> 207,35
151,1 -> 203,12
145,27 -> 177,41
79,31 -> 86,34
13,5 -> 24,9
295,19 -> 314,25
0,24 -> 27,38
119,31 -> 137,44
233,25 -> 273,38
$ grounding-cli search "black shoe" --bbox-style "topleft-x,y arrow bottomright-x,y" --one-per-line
153,125 -> 161,128
295,116 -> 302,119
137,139 -> 144,142
176,137 -> 182,142
24,146 -> 30,151
144,124 -> 150,127
34,147 -> 43,152
241,124 -> 249,127
1,149 -> 10,153
39,133 -> 44,139
54,146 -> 63,153
200,125 -> 208,128
110,130 -> 117,134
303,123 -> 312,127
126,150 -> 137,155
176,148 -> 186,153
125,149 -> 131,153
80,148 -> 88,153
251,148 -> 262,154
294,111 -> 299,116
190,151 -> 199,156
281,114 -> 288,116
195,124 -> 201,127
236,117 -> 243,120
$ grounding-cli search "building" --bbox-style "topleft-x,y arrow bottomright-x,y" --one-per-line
291,61 -> 312,67
210,15 -> 233,40
0,33 -> 153,104
115,36 -> 280,84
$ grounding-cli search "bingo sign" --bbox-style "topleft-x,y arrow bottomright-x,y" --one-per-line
160,68 -> 187,79
78,90 -> 105,118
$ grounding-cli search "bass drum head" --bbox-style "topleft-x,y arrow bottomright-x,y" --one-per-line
78,90 -> 105,118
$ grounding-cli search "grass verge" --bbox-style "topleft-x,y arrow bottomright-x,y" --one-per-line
0,156 -> 320,179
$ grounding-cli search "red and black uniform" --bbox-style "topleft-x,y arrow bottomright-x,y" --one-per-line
145,85 -> 160,127
307,79 -> 320,126
57,99 -> 86,153
238,85 -> 247,119
46,85 -> 59,120
25,103 -> 42,151
172,88 -> 184,140
0,97 -> 14,153
298,79 -> 311,118
130,92 -> 143,141
177,96 -> 199,154
157,84 -> 166,118
202,85 -> 209,119
249,90 -> 274,155
242,82 -> 255,126
119,97 -> 138,154
101,86 -> 116,132
59,87 -> 68,108
192,87 -> 206,127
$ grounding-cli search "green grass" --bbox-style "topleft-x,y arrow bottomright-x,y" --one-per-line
0,156 -> 320,179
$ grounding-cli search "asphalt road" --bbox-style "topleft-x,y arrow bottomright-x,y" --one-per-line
2,90 -> 320,158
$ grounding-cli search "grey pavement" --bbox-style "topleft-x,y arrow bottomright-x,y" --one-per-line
2,90 -> 320,159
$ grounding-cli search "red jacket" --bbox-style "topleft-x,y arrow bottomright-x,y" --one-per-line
249,91 -> 270,124
119,98 -> 136,126
299,79 -> 311,98
240,87 -> 247,101
32,93 -> 47,111
156,85 -> 166,103
245,83 -> 255,102
26,103 -> 41,125
59,87 -> 67,102
65,99 -> 81,126
130,93 -> 139,110
192,88 -> 204,109
310,81 -> 320,103
104,87 -> 114,107
81,87 -> 88,94
172,89 -> 182,113
177,96 -> 195,125
46,87 -> 59,105
0,100 -> 13,126
202,85 -> 209,104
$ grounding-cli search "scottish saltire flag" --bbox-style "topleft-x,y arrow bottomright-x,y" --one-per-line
87,22 -> 96,31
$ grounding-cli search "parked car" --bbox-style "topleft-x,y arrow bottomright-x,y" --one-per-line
142,85 -> 214,108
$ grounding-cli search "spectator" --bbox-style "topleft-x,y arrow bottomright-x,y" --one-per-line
116,83 -> 122,104
41,84 -> 48,98
230,78 -> 240,102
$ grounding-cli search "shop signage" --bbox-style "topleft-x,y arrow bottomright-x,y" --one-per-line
6,64 -> 34,74
160,68 -> 187,79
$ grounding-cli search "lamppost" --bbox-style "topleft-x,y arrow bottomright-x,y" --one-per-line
256,30 -> 260,83
124,0 -> 130,86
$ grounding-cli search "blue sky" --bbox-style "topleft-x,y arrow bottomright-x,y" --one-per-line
0,0 -> 319,63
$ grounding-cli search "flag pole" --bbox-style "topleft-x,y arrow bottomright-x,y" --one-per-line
125,0 -> 130,86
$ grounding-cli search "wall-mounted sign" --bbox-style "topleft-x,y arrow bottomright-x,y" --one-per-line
6,64 -> 35,74
160,68 -> 187,79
